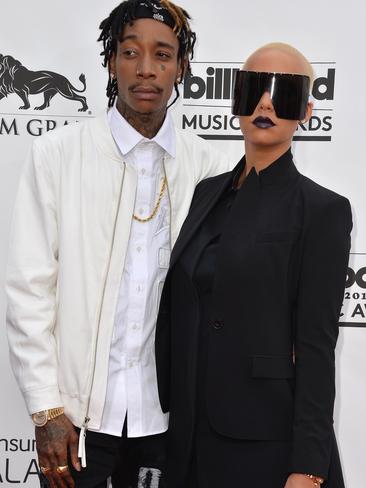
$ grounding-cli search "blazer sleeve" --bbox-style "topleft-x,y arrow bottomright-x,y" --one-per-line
6,139 -> 62,414
289,194 -> 352,479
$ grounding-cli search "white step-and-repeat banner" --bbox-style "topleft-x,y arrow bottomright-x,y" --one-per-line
0,1 -> 365,486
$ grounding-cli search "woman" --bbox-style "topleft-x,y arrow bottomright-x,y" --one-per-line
155,43 -> 352,488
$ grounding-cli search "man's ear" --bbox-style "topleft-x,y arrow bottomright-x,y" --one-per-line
300,101 -> 313,124
109,53 -> 116,78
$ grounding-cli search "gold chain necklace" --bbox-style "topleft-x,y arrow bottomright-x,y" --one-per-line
133,176 -> 167,223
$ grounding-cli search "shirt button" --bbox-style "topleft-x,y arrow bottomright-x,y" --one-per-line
132,323 -> 140,330
138,208 -> 144,215
128,359 -> 139,368
141,168 -> 146,175
137,246 -> 142,253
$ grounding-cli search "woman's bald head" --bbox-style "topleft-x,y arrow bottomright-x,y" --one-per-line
244,42 -> 314,87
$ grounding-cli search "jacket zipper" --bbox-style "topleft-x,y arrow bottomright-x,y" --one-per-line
162,156 -> 173,248
78,163 -> 125,467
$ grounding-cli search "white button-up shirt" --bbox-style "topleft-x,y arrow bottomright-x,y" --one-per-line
93,106 -> 174,437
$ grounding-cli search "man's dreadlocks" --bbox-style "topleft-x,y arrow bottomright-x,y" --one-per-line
98,0 -> 196,107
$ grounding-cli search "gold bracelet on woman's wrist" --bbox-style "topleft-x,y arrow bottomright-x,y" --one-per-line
306,474 -> 324,486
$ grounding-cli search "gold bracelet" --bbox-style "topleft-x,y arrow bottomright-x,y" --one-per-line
306,474 -> 324,486
47,407 -> 65,421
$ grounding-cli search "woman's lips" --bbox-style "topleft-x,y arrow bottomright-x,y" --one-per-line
253,116 -> 275,129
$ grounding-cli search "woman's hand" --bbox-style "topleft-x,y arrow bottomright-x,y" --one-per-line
284,473 -> 323,488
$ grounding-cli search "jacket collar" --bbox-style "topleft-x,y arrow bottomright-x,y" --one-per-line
89,111 -> 124,163
245,148 -> 299,186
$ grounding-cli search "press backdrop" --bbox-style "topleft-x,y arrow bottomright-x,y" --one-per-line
0,1 -> 365,486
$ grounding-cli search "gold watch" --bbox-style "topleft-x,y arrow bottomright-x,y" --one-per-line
31,407 -> 64,427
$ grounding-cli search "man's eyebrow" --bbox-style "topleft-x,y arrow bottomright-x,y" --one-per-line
156,41 -> 176,51
120,36 -> 176,51
120,34 -> 138,43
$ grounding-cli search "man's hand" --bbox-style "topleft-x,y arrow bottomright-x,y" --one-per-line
36,414 -> 80,488
285,473 -> 323,488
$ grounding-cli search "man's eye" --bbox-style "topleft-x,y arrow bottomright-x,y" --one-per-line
157,52 -> 171,59
123,49 -> 137,56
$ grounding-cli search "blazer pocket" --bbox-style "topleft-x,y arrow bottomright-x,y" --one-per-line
251,355 -> 295,379
256,230 -> 299,243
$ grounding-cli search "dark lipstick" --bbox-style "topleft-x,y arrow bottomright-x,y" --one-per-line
253,116 -> 275,129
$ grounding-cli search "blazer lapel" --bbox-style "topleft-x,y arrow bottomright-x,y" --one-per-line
170,170 -> 234,268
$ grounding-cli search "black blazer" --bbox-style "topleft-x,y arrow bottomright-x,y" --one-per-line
155,150 -> 352,479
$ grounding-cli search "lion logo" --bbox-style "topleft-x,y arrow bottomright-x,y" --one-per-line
0,54 -> 88,112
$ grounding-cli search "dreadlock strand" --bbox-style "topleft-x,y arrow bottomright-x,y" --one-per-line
167,82 -> 181,109
160,0 -> 184,34
106,77 -> 118,107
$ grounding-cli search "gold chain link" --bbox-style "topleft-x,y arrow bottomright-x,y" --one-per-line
132,177 -> 167,223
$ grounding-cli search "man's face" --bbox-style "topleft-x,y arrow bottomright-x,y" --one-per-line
110,18 -> 181,115
239,49 -> 312,149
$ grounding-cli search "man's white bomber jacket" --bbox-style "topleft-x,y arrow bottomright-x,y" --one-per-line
6,112 -> 231,432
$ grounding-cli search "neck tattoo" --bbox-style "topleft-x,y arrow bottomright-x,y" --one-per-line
116,99 -> 165,139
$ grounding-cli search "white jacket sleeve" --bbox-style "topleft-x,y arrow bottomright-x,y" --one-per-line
6,139 -> 62,414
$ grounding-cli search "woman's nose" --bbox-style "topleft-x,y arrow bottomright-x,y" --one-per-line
257,91 -> 274,112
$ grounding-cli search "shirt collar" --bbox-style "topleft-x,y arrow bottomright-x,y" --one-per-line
108,105 -> 176,158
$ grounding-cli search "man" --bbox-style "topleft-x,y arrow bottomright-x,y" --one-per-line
6,1 -> 230,487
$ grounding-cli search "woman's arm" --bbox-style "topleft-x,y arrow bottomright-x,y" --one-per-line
289,193 -> 352,479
